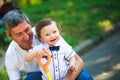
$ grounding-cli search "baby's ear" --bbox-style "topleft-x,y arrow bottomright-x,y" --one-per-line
35,35 -> 41,41
40,38 -> 43,42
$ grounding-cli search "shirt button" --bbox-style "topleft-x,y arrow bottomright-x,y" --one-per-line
56,70 -> 57,72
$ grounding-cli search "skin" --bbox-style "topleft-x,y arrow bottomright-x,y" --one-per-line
7,20 -> 33,50
40,21 -> 60,46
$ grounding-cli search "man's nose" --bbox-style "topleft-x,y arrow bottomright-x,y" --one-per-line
23,32 -> 29,40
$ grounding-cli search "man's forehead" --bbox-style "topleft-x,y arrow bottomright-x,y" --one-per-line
11,21 -> 30,33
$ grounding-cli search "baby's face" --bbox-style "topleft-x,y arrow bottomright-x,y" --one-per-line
40,22 -> 60,46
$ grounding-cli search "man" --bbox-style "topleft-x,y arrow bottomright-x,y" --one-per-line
2,10 -> 92,80
2,10 -> 43,80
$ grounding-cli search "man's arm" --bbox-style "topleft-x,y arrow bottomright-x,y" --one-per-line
64,53 -> 84,80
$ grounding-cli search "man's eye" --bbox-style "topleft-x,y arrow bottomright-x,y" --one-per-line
25,27 -> 29,32
16,33 -> 21,36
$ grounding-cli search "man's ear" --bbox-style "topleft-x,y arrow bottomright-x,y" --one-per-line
6,33 -> 12,40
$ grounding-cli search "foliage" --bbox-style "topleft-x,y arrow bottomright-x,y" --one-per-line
17,0 -> 42,6
19,0 -> 120,46
1,0 -> 120,47
0,67 -> 9,80
0,28 -> 11,47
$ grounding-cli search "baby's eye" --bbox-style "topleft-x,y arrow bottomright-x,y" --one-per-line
45,34 -> 49,36
53,31 -> 57,33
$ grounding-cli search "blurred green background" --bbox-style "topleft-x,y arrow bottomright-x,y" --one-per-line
0,0 -> 120,79
1,0 -> 120,47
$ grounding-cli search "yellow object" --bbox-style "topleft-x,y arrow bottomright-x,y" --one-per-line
46,72 -> 52,80
37,48 -> 52,80
98,20 -> 113,31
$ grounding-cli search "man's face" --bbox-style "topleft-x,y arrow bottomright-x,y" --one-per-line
7,20 -> 33,50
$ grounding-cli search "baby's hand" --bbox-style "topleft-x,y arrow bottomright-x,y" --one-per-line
38,48 -> 45,55
68,57 -> 76,71
39,48 -> 50,56
68,62 -> 76,71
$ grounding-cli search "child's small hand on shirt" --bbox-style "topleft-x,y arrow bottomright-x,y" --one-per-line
69,62 -> 75,71
68,55 -> 77,72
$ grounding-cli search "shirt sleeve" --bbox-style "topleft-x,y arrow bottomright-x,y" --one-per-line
60,37 -> 76,60
5,53 -> 21,80
29,45 -> 43,53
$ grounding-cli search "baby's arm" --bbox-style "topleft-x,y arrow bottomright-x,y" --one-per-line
25,50 -> 39,62
68,55 -> 76,71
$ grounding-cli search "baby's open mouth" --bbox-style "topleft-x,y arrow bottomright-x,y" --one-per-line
50,39 -> 56,42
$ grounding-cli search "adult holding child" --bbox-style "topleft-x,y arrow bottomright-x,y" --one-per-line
2,9 -> 87,80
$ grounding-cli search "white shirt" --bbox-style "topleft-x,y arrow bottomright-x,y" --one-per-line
31,36 -> 76,80
5,28 -> 41,80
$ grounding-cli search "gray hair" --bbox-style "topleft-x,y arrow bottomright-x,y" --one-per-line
2,10 -> 31,35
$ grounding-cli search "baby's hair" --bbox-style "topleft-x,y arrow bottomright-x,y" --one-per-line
35,18 -> 61,41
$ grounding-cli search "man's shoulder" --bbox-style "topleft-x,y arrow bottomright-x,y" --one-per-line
6,41 -> 18,55
8,40 -> 18,48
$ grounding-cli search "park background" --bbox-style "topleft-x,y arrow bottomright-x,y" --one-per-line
0,0 -> 120,79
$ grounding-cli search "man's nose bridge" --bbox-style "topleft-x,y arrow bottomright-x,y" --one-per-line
23,32 -> 29,39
